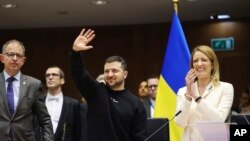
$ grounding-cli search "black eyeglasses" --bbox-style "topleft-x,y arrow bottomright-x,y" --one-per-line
4,52 -> 24,59
45,73 -> 60,78
148,85 -> 158,89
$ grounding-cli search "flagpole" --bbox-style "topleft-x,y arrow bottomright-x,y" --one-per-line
173,0 -> 179,14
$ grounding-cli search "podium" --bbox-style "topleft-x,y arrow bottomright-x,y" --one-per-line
189,121 -> 230,141
231,114 -> 250,125
146,118 -> 169,141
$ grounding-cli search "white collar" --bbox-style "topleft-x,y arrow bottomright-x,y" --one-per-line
150,98 -> 155,107
4,71 -> 21,82
47,92 -> 63,101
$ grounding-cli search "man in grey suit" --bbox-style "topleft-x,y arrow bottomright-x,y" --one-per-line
0,39 -> 54,141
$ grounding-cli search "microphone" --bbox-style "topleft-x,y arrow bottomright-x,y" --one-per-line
174,110 -> 182,117
144,110 -> 182,141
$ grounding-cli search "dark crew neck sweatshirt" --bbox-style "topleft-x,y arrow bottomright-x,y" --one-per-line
70,51 -> 147,141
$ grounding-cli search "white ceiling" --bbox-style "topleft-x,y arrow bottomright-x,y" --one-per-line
0,0 -> 250,29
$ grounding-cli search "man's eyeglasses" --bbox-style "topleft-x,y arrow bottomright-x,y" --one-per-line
148,85 -> 158,89
45,73 -> 60,78
4,52 -> 24,59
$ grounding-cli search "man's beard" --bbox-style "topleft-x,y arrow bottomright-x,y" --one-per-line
107,79 -> 124,89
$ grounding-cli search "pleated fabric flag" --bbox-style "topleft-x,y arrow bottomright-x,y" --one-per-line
154,12 -> 190,141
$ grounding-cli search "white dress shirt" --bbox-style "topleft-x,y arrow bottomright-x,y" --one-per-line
46,93 -> 63,133
150,98 -> 155,118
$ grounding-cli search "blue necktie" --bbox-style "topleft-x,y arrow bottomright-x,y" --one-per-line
7,77 -> 15,117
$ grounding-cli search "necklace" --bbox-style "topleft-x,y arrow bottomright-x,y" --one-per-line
197,79 -> 211,95
198,86 -> 206,95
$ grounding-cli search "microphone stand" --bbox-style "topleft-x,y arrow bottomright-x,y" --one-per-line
242,114 -> 250,125
144,111 -> 182,141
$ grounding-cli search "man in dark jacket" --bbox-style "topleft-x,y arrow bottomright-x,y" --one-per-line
44,66 -> 83,141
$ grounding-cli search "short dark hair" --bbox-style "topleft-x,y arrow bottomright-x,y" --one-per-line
46,65 -> 65,79
105,56 -> 127,71
147,74 -> 159,81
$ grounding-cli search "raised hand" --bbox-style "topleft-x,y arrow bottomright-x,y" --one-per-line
73,28 -> 95,52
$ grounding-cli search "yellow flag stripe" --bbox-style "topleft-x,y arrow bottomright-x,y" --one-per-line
154,75 -> 183,141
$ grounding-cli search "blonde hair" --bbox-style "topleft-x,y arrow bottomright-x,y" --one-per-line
190,45 -> 220,86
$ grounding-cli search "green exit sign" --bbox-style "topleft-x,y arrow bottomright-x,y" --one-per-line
211,37 -> 234,51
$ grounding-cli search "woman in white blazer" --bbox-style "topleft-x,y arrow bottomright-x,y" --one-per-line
175,45 -> 234,141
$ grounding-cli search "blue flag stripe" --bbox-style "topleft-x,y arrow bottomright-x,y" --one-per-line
161,12 -> 190,93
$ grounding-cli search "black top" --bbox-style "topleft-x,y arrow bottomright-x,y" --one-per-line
53,96 -> 82,141
35,96 -> 83,141
70,51 -> 147,141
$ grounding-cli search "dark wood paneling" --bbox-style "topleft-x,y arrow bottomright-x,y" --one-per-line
1,20 -> 249,108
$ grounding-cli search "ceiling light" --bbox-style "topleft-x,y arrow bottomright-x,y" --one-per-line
91,0 -> 108,5
210,14 -> 231,20
217,15 -> 230,19
2,3 -> 16,9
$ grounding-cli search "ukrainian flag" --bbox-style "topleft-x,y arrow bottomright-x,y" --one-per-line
154,12 -> 190,141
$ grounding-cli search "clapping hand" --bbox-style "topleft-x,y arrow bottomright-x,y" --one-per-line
73,28 -> 95,52
185,69 -> 199,99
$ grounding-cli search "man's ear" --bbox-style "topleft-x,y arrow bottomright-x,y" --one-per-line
124,71 -> 128,79
61,78 -> 65,85
22,57 -> 27,63
0,54 -> 4,63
